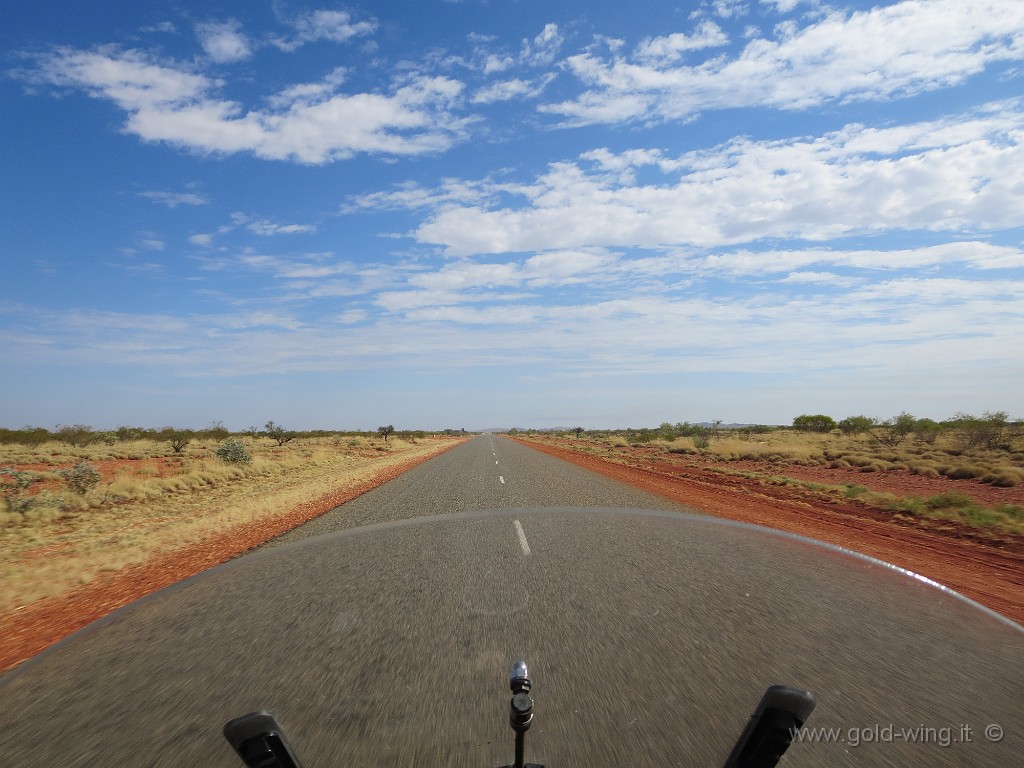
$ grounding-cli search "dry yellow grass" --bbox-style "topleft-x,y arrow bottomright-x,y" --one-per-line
1,436 -> 459,612
521,430 -> 1024,534
552,427 -> 1024,482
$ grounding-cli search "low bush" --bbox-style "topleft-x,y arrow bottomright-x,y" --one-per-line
215,440 -> 252,465
2,466 -> 39,512
61,462 -> 101,495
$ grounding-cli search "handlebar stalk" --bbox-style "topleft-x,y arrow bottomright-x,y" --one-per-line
505,660 -> 543,768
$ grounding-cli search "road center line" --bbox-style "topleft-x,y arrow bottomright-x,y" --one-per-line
514,520 -> 531,556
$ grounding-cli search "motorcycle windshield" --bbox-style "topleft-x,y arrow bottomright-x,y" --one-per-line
1,508 -> 1020,767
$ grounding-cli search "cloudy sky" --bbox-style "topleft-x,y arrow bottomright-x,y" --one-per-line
3,0 -> 1022,430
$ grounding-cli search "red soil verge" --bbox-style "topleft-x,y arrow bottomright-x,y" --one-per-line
514,438 -> 1024,627
0,440 -> 466,675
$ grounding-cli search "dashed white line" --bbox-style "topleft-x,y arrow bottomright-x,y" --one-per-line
514,519 -> 531,556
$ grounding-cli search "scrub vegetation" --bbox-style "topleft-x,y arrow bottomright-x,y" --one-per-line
511,411 -> 1024,536
0,423 -> 460,611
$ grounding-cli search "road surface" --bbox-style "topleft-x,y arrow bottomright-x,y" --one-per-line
1,435 -> 1020,766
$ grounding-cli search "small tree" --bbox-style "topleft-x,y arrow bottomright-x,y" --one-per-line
573,426 -> 585,439
0,427 -> 51,447
164,429 -> 194,453
792,414 -> 837,433
264,421 -> 297,446
377,425 -> 395,442
115,425 -> 145,442
56,424 -> 97,447
948,411 -> 1012,450
913,418 -> 942,444
204,421 -> 230,442
838,415 -> 875,435
868,412 -> 916,447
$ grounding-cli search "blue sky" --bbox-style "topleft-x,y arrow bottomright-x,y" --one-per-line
2,0 -> 1023,430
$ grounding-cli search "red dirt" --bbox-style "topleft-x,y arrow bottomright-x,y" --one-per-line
514,438 -> 1024,627
0,440 -> 466,675
11,457 -> 186,495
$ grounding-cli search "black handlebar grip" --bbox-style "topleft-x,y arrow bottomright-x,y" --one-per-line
722,685 -> 816,768
224,711 -> 305,768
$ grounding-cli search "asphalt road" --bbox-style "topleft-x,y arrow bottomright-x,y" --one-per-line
1,435 -> 1021,767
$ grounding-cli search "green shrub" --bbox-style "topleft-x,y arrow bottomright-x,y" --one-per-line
1,466 -> 39,512
61,461 -> 101,494
793,414 -> 837,433
868,412 -> 916,448
215,440 -> 252,465
913,418 -> 942,444
161,428 -> 194,453
838,415 -> 874,435
56,424 -> 97,447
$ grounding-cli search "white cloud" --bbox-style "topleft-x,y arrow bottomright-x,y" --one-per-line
272,10 -> 377,52
697,242 -> 1024,276
29,47 -> 471,163
415,102 -> 1024,255
337,309 -> 368,324
778,270 -> 860,286
195,20 -> 252,63
139,190 -> 209,207
478,23 -> 564,74
758,0 -> 812,13
711,1 -> 750,20
634,23 -> 730,65
341,176 -> 522,213
25,271 -> 1022,379
244,217 -> 317,236
472,74 -> 556,104
543,0 -> 1024,125
338,240 -> 1024,323
521,23 -> 564,67
142,22 -> 178,34
266,66 -> 348,109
